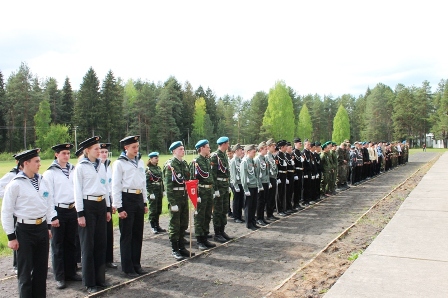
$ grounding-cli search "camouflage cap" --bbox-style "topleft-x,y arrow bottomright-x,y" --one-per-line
266,138 -> 276,146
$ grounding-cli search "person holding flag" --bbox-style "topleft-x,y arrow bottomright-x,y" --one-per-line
164,141 -> 195,261
190,140 -> 217,251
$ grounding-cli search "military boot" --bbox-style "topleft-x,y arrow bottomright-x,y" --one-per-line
156,219 -> 166,233
171,241 -> 185,261
197,237 -> 208,251
213,226 -> 227,243
178,240 -> 195,257
221,227 -> 233,241
150,221 -> 158,234
203,236 -> 216,248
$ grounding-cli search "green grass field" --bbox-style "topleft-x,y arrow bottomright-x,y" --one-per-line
0,153 -> 199,255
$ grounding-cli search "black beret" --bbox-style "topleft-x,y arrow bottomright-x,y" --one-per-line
15,148 -> 40,163
277,140 -> 287,147
100,143 -> 111,150
79,136 -> 101,149
51,143 -> 74,152
120,135 -> 140,148
294,138 -> 302,143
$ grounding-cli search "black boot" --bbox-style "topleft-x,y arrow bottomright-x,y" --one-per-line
156,219 -> 166,233
213,226 -> 227,243
171,241 -> 185,261
150,221 -> 158,234
221,226 -> 233,241
178,240 -> 195,257
197,236 -> 208,251
202,236 -> 216,248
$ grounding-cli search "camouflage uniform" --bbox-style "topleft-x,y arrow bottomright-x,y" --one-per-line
146,163 -> 164,229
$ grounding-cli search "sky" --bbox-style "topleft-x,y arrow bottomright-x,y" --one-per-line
1,0 -> 447,100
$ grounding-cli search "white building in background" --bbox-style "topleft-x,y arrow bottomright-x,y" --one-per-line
425,133 -> 445,148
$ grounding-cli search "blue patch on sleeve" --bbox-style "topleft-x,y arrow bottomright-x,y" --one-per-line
109,178 -> 112,183
43,191 -> 49,198
100,178 -> 106,184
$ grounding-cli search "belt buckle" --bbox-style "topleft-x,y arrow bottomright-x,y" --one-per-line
96,196 -> 103,202
135,189 -> 141,194
36,218 -> 42,225
69,204 -> 74,209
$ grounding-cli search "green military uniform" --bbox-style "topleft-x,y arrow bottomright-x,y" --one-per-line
146,158 -> 165,233
320,145 -> 332,195
336,145 -> 348,187
329,144 -> 338,194
164,141 -> 194,260
210,137 -> 231,241
190,152 -> 215,250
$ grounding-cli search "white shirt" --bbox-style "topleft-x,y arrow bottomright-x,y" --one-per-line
42,161 -> 75,207
112,154 -> 148,210
73,158 -> 110,214
0,169 -> 17,198
1,172 -> 56,237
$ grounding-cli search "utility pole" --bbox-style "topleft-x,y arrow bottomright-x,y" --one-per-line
74,126 -> 78,151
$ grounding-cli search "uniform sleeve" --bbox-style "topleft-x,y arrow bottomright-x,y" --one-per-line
254,158 -> 262,189
1,181 -> 19,239
229,159 -> 236,187
240,159 -> 249,193
0,172 -> 15,199
73,165 -> 85,217
140,160 -> 148,206
41,171 -> 58,221
210,154 -> 218,191
163,163 -> 176,206
42,176 -> 57,224
112,161 -> 124,212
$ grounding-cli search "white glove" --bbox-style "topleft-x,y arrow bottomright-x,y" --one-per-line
286,179 -> 290,184
316,174 -> 320,178
245,191 -> 251,196
277,179 -> 281,184
229,187 -> 232,192
300,156 -> 304,162
197,197 -> 201,203
149,194 -> 155,200
163,191 -> 167,197
311,175 -> 315,180
304,175 -> 309,178
294,176 -> 298,181
269,183 -> 272,189
171,205 -> 179,212
235,186 -> 240,192
291,160 -> 295,166
258,187 -> 263,193
215,190 -> 220,197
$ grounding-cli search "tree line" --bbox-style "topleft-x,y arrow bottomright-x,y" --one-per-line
0,62 -> 447,155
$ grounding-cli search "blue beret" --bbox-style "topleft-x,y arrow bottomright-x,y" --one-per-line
322,143 -> 327,149
217,136 -> 229,145
195,139 -> 209,149
169,141 -> 183,152
351,145 -> 355,149
148,152 -> 159,158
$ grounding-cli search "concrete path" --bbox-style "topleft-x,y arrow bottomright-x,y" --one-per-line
325,152 -> 448,298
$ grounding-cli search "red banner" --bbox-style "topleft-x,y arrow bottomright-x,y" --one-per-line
185,179 -> 199,209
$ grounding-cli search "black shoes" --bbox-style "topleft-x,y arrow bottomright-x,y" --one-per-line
123,272 -> 139,278
106,262 -> 118,269
151,227 -> 159,234
86,286 -> 98,293
135,268 -> 148,275
234,218 -> 244,223
97,282 -> 111,288
256,220 -> 266,226
171,241 -> 185,261
278,212 -> 287,216
214,234 -> 227,243
56,280 -> 66,290
66,273 -> 83,281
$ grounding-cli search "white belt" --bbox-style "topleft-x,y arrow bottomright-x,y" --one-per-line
123,188 -> 143,194
217,177 -> 228,181
287,170 -> 295,173
198,184 -> 213,189
173,187 -> 185,191
17,216 -> 46,225
84,195 -> 104,202
150,182 -> 161,185
295,167 -> 304,170
278,170 -> 287,174
57,202 -> 75,209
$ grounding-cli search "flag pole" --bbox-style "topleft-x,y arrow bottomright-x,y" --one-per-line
189,199 -> 193,258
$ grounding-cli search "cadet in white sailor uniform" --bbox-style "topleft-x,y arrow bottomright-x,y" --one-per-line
1,148 -> 58,298
42,143 -> 82,290
73,136 -> 111,294
99,143 -> 118,269
112,136 -> 149,278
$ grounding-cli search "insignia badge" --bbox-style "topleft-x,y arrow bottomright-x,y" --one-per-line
43,191 -> 49,198
100,178 -> 106,184
177,173 -> 182,178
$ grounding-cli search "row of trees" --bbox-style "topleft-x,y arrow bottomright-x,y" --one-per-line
1,62 -> 447,155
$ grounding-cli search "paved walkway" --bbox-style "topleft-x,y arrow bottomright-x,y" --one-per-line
325,152 -> 448,298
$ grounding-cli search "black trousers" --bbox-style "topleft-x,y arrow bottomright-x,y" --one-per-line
293,172 -> 303,206
303,174 -> 312,203
16,221 -> 49,298
51,207 -> 77,281
232,184 -> 244,220
244,187 -> 258,228
277,174 -> 287,212
119,193 -> 144,274
286,174 -> 294,210
79,199 -> 107,287
257,183 -> 269,220
266,178 -> 277,217
106,215 -> 114,263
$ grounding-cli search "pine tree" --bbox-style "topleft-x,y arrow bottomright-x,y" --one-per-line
44,78 -> 60,124
182,81 -> 196,146
101,70 -> 123,143
261,81 -> 295,141
191,97 -> 207,144
297,104 -> 313,141
0,71 -> 7,151
332,105 -> 350,144
74,67 -> 101,140
245,91 -> 268,143
34,99 -> 51,148
60,77 -> 74,125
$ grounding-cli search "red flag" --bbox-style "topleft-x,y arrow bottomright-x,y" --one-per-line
185,179 -> 199,208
